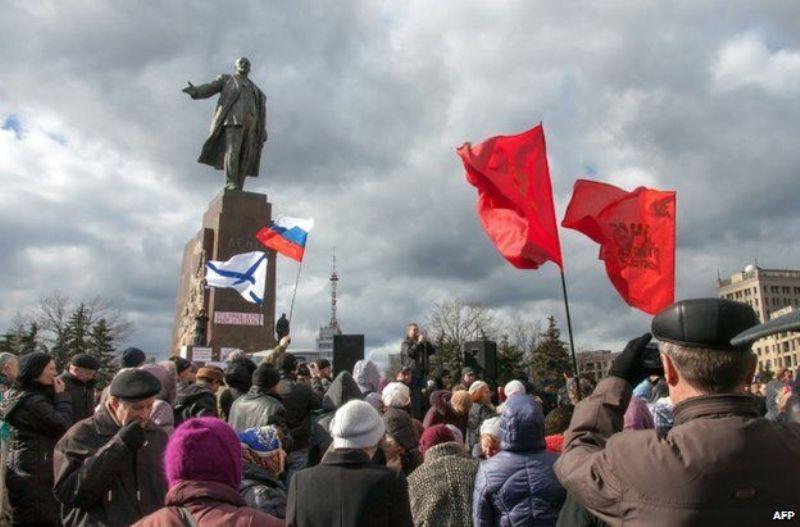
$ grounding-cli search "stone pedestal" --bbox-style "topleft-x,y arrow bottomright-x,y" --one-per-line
171,190 -> 277,359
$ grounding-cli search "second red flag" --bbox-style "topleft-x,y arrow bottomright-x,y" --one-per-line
562,179 -> 676,314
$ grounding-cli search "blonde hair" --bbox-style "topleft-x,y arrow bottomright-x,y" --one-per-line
450,389 -> 473,415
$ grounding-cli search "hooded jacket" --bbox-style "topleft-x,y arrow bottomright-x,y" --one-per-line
0,382 -> 73,524
133,480 -> 281,527
473,395 -> 565,527
53,403 -> 168,527
353,360 -> 381,395
308,371 -> 362,465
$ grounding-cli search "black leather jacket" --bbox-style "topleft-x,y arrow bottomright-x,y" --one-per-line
228,387 -> 292,451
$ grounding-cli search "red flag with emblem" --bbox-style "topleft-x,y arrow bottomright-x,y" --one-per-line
562,179 -> 676,314
457,124 -> 563,269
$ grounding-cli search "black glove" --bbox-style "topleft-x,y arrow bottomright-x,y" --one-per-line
608,333 -> 653,386
118,421 -> 146,450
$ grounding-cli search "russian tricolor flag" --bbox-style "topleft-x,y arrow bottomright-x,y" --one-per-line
256,216 -> 314,262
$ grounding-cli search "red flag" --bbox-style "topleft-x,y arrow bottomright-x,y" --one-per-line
562,179 -> 676,314
457,124 -> 562,269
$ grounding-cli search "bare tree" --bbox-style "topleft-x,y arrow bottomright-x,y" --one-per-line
427,299 -> 496,374
37,291 -> 70,352
82,295 -> 133,345
507,317 -> 542,375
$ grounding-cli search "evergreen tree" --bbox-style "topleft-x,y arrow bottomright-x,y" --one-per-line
62,303 -> 91,370
88,318 -> 116,388
18,322 -> 41,355
496,334 -> 526,385
529,315 -> 572,387
0,332 -> 18,355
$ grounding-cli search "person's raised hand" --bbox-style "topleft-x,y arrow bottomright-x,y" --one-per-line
608,333 -> 653,386
53,377 -> 65,394
279,336 -> 291,348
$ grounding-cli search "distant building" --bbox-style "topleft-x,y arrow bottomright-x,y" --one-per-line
316,253 -> 342,360
717,264 -> 800,373
577,350 -> 618,381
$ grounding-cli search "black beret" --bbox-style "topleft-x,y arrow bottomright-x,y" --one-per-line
652,298 -> 759,351
731,308 -> 800,347
121,347 -> 146,368
252,363 -> 281,390
462,366 -> 476,375
110,369 -> 162,401
71,353 -> 100,371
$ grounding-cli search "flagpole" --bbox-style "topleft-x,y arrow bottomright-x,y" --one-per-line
559,267 -> 579,378
288,257 -> 305,324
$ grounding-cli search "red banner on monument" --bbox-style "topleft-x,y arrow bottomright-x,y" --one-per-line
562,179 -> 676,314
456,124 -> 563,269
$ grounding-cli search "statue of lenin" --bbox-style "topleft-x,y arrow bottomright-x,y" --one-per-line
182,57 -> 267,191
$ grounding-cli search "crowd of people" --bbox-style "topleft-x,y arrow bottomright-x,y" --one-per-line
0,298 -> 799,526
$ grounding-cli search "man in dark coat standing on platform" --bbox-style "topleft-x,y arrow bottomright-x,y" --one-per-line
555,299 -> 800,526
400,322 -> 435,419
287,400 -> 413,527
54,369 -> 169,527
60,353 -> 100,424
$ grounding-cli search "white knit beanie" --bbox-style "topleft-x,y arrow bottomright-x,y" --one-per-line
330,400 -> 385,449
480,416 -> 502,439
504,380 -> 526,397
381,381 -> 411,409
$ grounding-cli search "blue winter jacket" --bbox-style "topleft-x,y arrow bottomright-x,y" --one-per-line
472,394 -> 566,526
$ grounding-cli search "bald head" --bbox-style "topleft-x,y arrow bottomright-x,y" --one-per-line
235,57 -> 251,75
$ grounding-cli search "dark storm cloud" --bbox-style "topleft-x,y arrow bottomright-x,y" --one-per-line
1,1 -> 799,360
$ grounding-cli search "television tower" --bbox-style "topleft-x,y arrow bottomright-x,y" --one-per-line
329,250 -> 340,331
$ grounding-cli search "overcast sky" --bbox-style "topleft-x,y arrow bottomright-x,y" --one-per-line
1,2 -> 799,363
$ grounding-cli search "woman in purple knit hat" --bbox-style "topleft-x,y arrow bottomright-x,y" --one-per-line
133,417 -> 281,526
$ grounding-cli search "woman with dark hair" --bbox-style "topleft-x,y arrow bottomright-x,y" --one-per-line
0,352 -> 72,526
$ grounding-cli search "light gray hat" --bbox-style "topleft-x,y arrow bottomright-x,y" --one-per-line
330,400 -> 386,449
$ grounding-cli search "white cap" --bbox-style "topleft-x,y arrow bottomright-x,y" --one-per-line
504,380 -> 526,397
330,400 -> 386,449
480,416 -> 502,438
381,382 -> 411,409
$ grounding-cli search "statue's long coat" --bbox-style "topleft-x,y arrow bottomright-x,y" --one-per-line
192,74 -> 267,177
